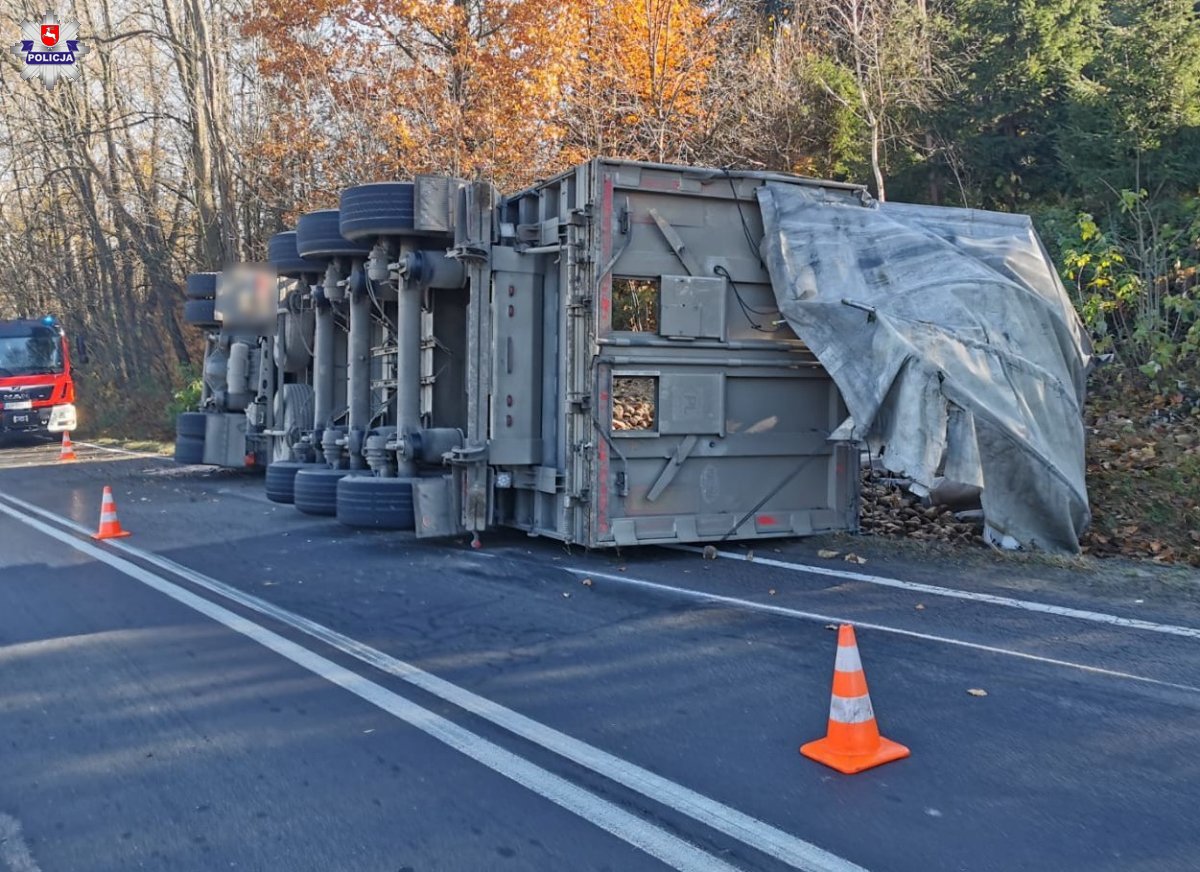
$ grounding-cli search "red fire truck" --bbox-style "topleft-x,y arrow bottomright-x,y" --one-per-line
0,317 -> 77,436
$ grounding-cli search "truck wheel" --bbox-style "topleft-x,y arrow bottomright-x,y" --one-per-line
176,412 -> 208,438
295,209 -> 371,260
338,183 -> 416,242
293,467 -> 353,516
276,310 -> 314,375
265,460 -> 314,504
268,231 -> 324,277
271,383 -> 315,463
174,434 -> 204,464
184,298 -> 219,328
185,272 -> 219,300
336,476 -> 415,530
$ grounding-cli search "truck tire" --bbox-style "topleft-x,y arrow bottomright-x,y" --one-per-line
338,183 -> 416,242
176,412 -> 208,438
185,272 -> 218,300
265,460 -> 314,504
293,467 -> 353,516
272,383 -> 315,462
184,298 -> 219,328
336,476 -> 415,530
174,434 -> 204,464
295,209 -> 371,260
275,310 -> 314,375
268,231 -> 322,277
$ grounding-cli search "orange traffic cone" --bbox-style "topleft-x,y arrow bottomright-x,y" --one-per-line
59,432 -> 77,462
92,486 -> 131,540
800,624 -> 909,774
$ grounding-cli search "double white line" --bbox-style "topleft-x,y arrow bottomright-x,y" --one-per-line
0,493 -> 867,872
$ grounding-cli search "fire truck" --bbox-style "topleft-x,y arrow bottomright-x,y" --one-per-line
0,317 -> 77,436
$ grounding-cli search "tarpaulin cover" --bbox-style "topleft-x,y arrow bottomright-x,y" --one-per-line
757,183 -> 1092,553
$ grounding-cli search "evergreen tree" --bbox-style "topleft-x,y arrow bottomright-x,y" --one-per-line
1063,0 -> 1200,200
937,0 -> 1103,209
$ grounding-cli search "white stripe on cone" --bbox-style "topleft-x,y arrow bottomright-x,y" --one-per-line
829,692 -> 875,724
834,645 -> 863,673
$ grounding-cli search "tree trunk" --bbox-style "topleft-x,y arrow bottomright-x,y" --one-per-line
870,119 -> 886,201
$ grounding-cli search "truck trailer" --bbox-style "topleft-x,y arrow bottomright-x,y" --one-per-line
176,159 -> 867,547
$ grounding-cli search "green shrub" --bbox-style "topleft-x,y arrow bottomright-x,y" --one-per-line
167,364 -> 203,423
1050,189 -> 1199,379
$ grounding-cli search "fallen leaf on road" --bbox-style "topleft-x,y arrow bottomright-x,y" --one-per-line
702,545 -> 718,560
745,550 -> 755,561
817,549 -> 840,559
581,578 -> 594,588
915,603 -> 925,610
768,589 -> 777,596
967,688 -> 988,697
825,624 -> 839,630
562,592 -> 571,598
844,553 -> 868,565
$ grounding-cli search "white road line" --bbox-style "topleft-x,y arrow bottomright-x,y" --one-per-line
5,489 -> 1196,700
558,567 -> 1200,694
74,441 -> 171,460
0,814 -> 40,872
0,495 -> 867,872
676,546 -> 1200,642
0,502 -> 755,872
0,439 -> 167,469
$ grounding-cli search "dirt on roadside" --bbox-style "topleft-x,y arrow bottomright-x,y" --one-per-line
1080,374 -> 1200,566
855,371 -> 1200,568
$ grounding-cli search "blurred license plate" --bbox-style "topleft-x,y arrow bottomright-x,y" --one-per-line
10,414 -> 30,424
6,400 -> 32,410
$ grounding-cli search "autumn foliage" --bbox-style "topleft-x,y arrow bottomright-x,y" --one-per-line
241,0 -> 721,205
562,0 -> 722,164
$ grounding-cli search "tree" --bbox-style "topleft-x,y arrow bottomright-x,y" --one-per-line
1062,0 -> 1200,198
562,0 -> 722,165
938,0 -> 1102,209
789,0 -> 950,200
243,0 -> 582,196
0,0 -> 262,434
697,5 -> 867,178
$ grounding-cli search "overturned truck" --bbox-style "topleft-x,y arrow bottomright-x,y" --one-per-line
177,158 -> 1091,552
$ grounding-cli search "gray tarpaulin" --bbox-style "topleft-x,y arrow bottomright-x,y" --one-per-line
757,183 -> 1092,553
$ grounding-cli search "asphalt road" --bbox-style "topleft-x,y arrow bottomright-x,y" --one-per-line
1,436 -> 1198,872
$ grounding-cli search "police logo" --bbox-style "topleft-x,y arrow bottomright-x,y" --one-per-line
11,16 -> 89,89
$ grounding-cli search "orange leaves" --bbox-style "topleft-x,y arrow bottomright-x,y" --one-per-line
563,0 -> 722,163
240,0 -> 721,194
243,0 -> 586,191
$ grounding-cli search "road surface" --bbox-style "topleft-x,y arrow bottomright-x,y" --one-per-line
1,436 -> 1197,871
